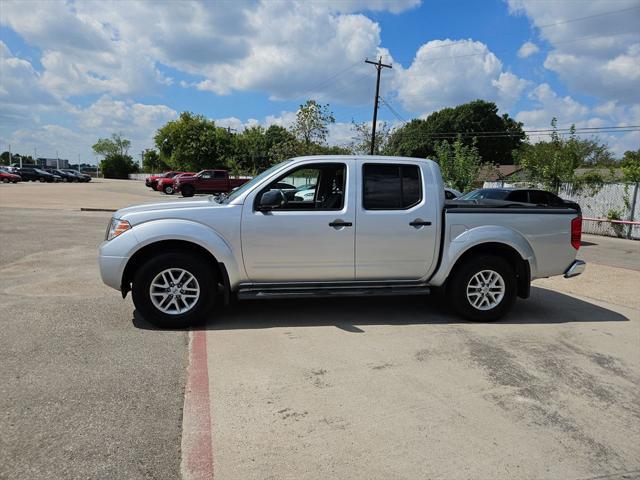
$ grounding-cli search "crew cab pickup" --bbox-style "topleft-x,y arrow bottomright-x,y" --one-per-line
99,156 -> 585,328
174,170 -> 250,197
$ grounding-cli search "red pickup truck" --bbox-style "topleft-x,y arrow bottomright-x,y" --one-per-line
174,170 -> 250,197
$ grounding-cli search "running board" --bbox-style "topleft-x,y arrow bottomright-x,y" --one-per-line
237,284 -> 431,300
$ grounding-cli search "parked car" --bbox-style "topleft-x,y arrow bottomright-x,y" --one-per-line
62,169 -> 92,182
46,168 -> 77,182
18,167 -> 59,182
0,168 -> 21,183
145,171 -> 182,190
174,170 -> 250,197
99,155 -> 584,328
444,187 -> 463,199
286,183 -> 316,201
460,188 -> 581,212
157,172 -> 195,195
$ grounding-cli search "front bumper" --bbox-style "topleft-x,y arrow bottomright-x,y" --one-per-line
564,260 -> 586,278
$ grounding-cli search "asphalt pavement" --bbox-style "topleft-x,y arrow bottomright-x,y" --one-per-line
0,207 -> 188,480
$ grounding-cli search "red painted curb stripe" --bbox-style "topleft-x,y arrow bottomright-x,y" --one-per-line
181,330 -> 214,480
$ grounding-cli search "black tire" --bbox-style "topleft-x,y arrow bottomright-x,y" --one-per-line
73,178 -> 79,183
39,177 -> 46,182
132,251 -> 216,328
163,184 -> 174,195
2,178 -> 8,183
447,254 -> 517,322
181,185 -> 195,197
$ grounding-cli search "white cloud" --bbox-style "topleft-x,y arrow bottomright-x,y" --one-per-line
394,39 -> 528,115
1,0 -> 406,103
506,0 -> 640,102
517,41 -> 539,58
515,83 -> 639,155
2,96 -> 177,163
0,41 -> 61,125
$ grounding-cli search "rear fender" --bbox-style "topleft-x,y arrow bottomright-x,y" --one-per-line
429,224 -> 537,287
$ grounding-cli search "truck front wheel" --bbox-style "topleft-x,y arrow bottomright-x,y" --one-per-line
132,252 -> 216,328
447,255 -> 517,322
181,185 -> 195,197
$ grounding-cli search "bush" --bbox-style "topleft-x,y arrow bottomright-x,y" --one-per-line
100,154 -> 139,179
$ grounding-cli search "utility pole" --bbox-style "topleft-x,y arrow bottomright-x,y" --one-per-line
365,56 -> 392,155
140,151 -> 144,171
8,144 -> 11,166
227,126 -> 237,135
56,150 -> 59,169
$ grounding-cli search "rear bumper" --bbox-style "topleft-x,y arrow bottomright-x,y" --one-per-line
564,260 -> 586,278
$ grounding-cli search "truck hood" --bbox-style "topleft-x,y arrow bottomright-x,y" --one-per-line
115,198 -> 221,218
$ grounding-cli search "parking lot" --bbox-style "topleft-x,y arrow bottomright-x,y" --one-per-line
1,179 -> 639,479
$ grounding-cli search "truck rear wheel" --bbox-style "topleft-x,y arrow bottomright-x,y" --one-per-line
132,252 -> 216,328
181,185 -> 195,197
447,255 -> 516,322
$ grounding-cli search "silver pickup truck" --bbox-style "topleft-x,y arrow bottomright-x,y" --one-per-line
99,155 -> 585,328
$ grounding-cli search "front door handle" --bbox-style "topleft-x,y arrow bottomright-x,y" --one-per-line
329,220 -> 353,228
409,219 -> 432,228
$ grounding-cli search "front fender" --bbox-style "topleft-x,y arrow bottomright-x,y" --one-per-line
100,218 -> 242,288
429,224 -> 537,287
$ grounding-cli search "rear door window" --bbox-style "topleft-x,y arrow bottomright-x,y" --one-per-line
363,164 -> 421,210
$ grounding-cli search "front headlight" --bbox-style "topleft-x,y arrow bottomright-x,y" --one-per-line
105,218 -> 131,241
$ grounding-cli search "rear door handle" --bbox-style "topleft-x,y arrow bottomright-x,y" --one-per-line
329,220 -> 353,228
409,219 -> 432,228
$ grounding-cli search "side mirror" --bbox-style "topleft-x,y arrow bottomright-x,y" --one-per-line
258,189 -> 286,210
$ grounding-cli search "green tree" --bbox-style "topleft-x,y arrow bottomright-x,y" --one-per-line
92,133 -> 138,179
434,136 -> 484,193
621,148 -> 640,183
92,133 -> 131,157
516,119 -> 613,193
98,154 -> 139,179
142,149 -> 168,173
291,100 -> 335,146
233,126 -> 270,175
385,100 -> 525,165
350,121 -> 391,155
154,112 -> 231,171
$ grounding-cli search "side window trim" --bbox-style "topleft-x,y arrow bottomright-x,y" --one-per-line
362,163 -> 423,211
253,162 -> 347,212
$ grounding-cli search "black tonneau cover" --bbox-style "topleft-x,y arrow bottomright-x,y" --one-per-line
445,199 -> 579,214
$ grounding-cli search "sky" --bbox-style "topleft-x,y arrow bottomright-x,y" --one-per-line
1,0 -> 639,164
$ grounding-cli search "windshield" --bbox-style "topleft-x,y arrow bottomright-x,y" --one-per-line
224,160 -> 292,203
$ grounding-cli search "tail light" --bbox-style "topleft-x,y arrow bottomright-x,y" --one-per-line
571,216 -> 582,250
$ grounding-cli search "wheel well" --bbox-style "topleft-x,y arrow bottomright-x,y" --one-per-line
121,240 -> 227,298
448,242 -> 531,299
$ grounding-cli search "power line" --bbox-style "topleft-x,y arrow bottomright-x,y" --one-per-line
385,125 -> 640,140
379,96 -> 407,124
536,5 -> 640,29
